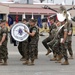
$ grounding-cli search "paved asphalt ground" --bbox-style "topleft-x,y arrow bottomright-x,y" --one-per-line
0,33 -> 75,75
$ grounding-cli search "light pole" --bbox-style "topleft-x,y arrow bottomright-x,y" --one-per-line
72,0 -> 74,5
47,0 -> 48,3
53,0 -> 54,3
51,0 -> 54,3
27,0 -> 29,4
64,0 -> 66,4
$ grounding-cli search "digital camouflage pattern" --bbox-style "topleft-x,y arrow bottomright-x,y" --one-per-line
0,26 -> 8,60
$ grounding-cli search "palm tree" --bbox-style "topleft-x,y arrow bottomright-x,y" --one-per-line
40,0 -> 45,3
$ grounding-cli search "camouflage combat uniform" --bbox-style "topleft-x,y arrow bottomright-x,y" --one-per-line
48,25 -> 60,59
26,26 -> 39,61
18,42 -> 24,58
59,25 -> 68,62
67,21 -> 73,57
18,24 -> 30,60
42,23 -> 57,52
0,26 -> 8,61
34,26 -> 39,59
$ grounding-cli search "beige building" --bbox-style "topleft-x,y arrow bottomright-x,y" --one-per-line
0,3 -> 75,21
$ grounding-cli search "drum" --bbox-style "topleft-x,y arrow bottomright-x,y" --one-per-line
11,22 -> 29,42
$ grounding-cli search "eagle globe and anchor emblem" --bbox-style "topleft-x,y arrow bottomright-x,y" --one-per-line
11,23 -> 29,42
18,28 -> 23,35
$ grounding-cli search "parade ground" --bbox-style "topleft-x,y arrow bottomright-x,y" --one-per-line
0,33 -> 75,75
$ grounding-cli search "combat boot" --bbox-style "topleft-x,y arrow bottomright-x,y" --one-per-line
20,58 -> 26,61
55,60 -> 61,63
28,59 -> 35,66
61,60 -> 69,65
23,60 -> 29,65
57,55 -> 63,61
46,50 -> 52,55
55,55 -> 63,63
20,57 -> 26,61
0,59 -> 3,63
1,59 -> 8,65
34,55 -> 38,59
31,60 -> 34,65
50,57 -> 57,61
68,55 -> 73,59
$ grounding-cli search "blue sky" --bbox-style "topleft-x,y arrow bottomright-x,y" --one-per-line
0,0 -> 75,5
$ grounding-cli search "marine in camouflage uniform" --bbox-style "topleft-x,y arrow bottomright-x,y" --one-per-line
67,21 -> 73,59
58,20 -> 69,65
55,5 -> 70,65
23,19 -> 39,65
0,20 -> 8,65
21,22 -> 30,60
34,25 -> 39,59
48,21 -> 61,61
18,19 -> 28,61
18,42 -> 23,59
42,17 -> 57,55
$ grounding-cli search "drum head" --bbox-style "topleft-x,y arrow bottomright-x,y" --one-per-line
11,23 -> 29,42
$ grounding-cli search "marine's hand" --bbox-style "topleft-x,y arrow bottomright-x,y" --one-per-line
24,29 -> 28,33
0,42 -> 2,46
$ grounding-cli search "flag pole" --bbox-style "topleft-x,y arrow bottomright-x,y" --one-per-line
31,13 -> 34,19
64,0 -> 66,4
72,0 -> 74,5
53,0 -> 54,3
47,0 -> 48,3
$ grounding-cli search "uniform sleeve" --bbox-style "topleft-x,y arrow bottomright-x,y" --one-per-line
69,27 -> 72,32
64,25 -> 68,32
2,27 -> 8,36
52,24 -> 57,29
32,28 -> 37,33
68,21 -> 73,31
69,25 -> 73,32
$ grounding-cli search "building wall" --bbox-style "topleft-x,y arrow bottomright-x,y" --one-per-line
15,0 -> 33,4
0,3 -> 75,25
0,4 -> 9,14
0,4 -> 9,20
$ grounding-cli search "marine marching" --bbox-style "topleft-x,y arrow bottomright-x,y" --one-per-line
0,5 -> 74,66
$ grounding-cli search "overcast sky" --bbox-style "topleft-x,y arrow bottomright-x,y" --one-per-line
43,0 -> 75,5
0,0 -> 75,5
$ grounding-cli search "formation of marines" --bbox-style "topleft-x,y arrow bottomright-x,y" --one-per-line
42,5 -> 73,65
0,5 -> 74,66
